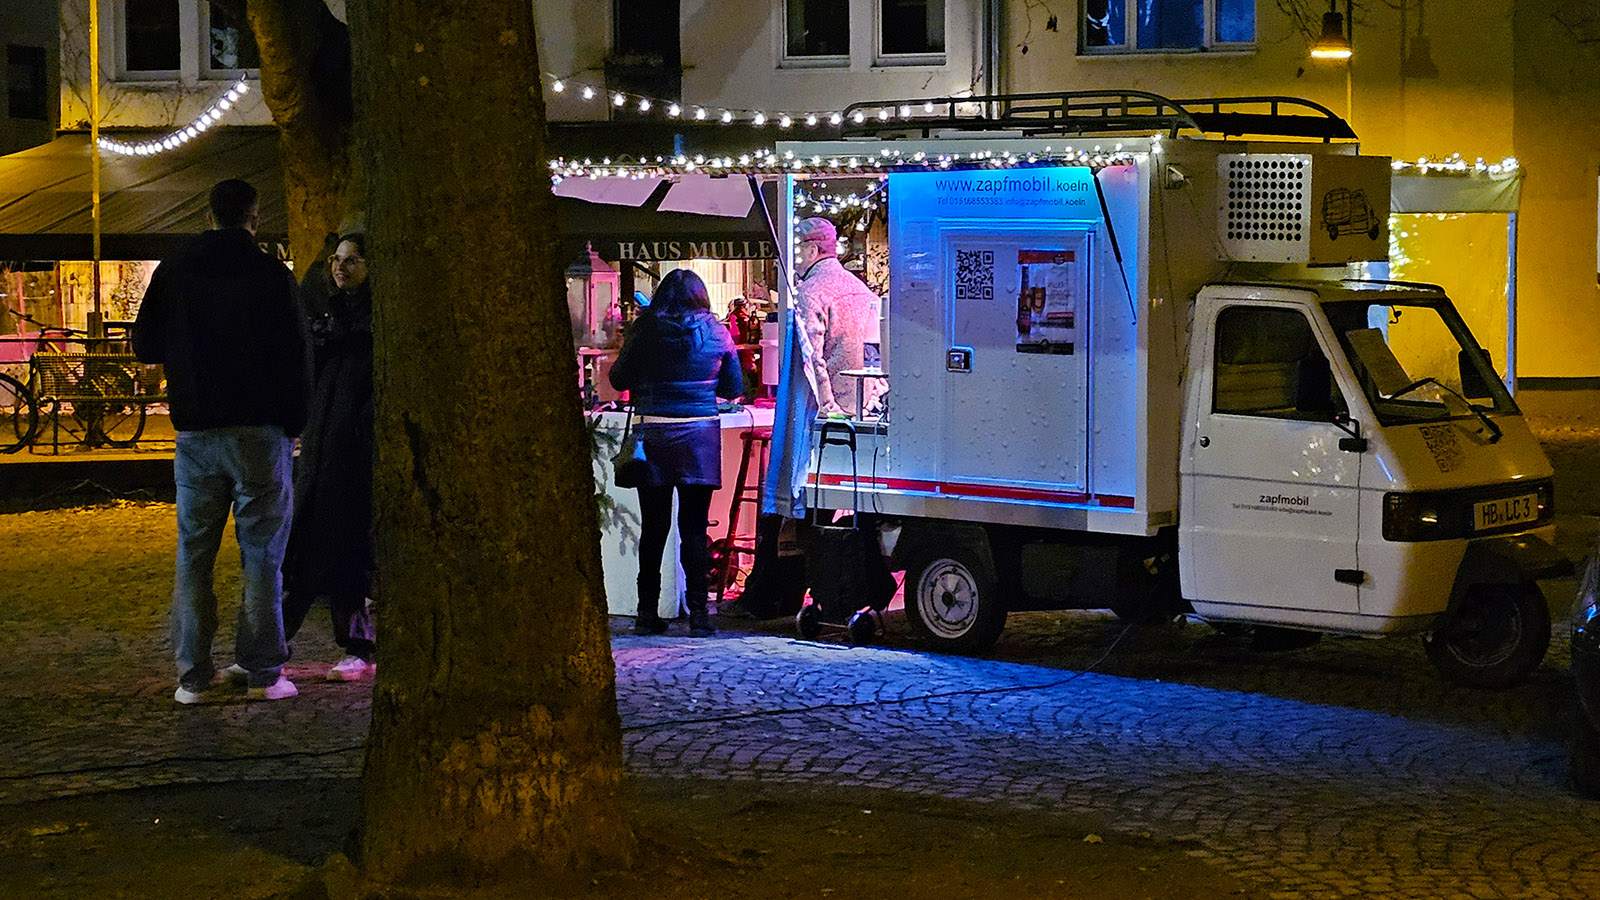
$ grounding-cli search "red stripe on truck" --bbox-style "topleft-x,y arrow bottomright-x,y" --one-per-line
811,473 -> 1135,508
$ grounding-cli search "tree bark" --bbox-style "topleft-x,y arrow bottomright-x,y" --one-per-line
350,0 -> 634,887
247,0 -> 355,268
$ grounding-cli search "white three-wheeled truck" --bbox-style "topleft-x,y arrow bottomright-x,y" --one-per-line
779,92 -> 1569,688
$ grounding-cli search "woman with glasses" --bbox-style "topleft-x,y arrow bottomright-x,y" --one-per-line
281,233 -> 377,680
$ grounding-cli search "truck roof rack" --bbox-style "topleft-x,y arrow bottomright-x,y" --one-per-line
839,90 -> 1357,142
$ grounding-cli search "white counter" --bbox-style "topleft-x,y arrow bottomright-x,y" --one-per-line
593,405 -> 775,617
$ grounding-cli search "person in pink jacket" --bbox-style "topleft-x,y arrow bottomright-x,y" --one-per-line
794,217 -> 876,416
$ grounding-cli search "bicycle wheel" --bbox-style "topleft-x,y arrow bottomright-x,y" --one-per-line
77,366 -> 146,448
0,372 -> 39,453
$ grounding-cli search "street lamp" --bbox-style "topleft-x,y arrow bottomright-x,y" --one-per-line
1310,0 -> 1353,60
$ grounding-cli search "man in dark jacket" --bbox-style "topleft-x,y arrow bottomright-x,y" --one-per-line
133,178 -> 311,704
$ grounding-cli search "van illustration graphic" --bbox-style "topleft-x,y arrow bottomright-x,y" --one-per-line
1321,187 -> 1382,240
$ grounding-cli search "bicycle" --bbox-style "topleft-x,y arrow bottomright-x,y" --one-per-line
0,371 -> 39,453
7,314 -> 153,451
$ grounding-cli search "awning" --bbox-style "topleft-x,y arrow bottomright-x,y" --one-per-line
0,126 -> 781,265
0,128 -> 288,260
554,177 -> 781,262
1390,169 -> 1522,214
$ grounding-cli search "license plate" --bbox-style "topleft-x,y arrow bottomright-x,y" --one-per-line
1473,494 -> 1537,531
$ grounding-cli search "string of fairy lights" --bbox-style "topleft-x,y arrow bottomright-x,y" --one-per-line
549,145 -> 1150,182
1390,154 -> 1519,176
96,77 -> 251,156
548,72 -> 955,131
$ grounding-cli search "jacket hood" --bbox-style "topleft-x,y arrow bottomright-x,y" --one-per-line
650,308 -> 719,350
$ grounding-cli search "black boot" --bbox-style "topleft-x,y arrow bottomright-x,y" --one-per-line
633,573 -> 668,635
688,600 -> 716,638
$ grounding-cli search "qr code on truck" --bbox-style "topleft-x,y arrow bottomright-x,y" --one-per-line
954,249 -> 994,301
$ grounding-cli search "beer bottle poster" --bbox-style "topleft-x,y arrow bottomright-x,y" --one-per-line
1015,249 -> 1077,355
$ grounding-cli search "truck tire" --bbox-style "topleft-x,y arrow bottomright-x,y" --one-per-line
1423,582 -> 1550,689
905,547 -> 1006,653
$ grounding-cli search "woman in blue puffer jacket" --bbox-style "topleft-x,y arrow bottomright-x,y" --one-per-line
610,268 -> 744,637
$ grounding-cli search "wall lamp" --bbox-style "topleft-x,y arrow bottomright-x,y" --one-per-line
1310,0 -> 1353,61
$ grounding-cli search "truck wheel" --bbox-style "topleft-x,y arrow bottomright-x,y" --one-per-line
1570,701 -> 1600,799
1423,582 -> 1550,689
905,547 -> 1005,653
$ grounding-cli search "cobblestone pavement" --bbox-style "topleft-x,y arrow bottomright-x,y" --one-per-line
5,497 -> 1600,899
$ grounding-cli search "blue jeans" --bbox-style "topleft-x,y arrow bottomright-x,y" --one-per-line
171,427 -> 294,689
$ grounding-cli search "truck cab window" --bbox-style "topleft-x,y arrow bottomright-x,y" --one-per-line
1324,300 -> 1518,427
1212,305 -> 1344,419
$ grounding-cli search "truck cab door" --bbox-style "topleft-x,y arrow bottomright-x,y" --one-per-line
1179,299 -> 1363,620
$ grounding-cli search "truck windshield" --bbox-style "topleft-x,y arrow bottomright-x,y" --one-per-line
1323,299 -> 1518,427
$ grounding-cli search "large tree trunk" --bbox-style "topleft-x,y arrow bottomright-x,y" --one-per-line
246,0 -> 355,268
350,0 -> 635,886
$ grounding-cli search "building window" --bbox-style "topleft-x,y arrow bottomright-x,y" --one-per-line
123,0 -> 182,73
1082,0 -> 1255,54
7,45 -> 48,121
786,0 -> 850,62
880,0 -> 945,58
116,0 -> 259,80
204,1 -> 260,73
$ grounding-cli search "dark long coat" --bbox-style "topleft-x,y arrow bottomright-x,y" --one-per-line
282,280 -> 374,600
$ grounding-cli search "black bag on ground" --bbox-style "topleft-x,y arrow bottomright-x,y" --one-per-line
804,514 -> 897,625
736,514 -> 808,620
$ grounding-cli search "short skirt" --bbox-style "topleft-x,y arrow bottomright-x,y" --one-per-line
639,419 -> 722,487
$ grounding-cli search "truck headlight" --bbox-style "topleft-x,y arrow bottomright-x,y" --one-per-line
1382,492 -> 1447,542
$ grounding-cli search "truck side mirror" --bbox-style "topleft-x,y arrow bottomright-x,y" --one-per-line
1333,412 -> 1368,453
1459,348 -> 1494,400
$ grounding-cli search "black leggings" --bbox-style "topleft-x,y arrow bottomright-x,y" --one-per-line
637,484 -> 716,615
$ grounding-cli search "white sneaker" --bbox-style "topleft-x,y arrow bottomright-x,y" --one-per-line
327,656 -> 375,682
246,676 -> 298,701
221,664 -> 248,687
174,684 -> 208,705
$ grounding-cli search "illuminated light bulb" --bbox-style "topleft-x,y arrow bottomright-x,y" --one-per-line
667,103 -> 681,117
226,90 -> 241,103
720,110 -> 733,123
877,109 -> 890,121
237,81 -> 249,94
924,101 -> 934,112
899,105 -> 910,117
753,112 -> 767,126
638,98 -> 651,112
581,86 -> 595,100
851,111 -> 865,124
218,98 -> 232,110
552,79 -> 565,92
805,114 -> 817,127
612,92 -> 626,106
829,112 -> 842,125
694,107 -> 707,120
779,114 -> 792,128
